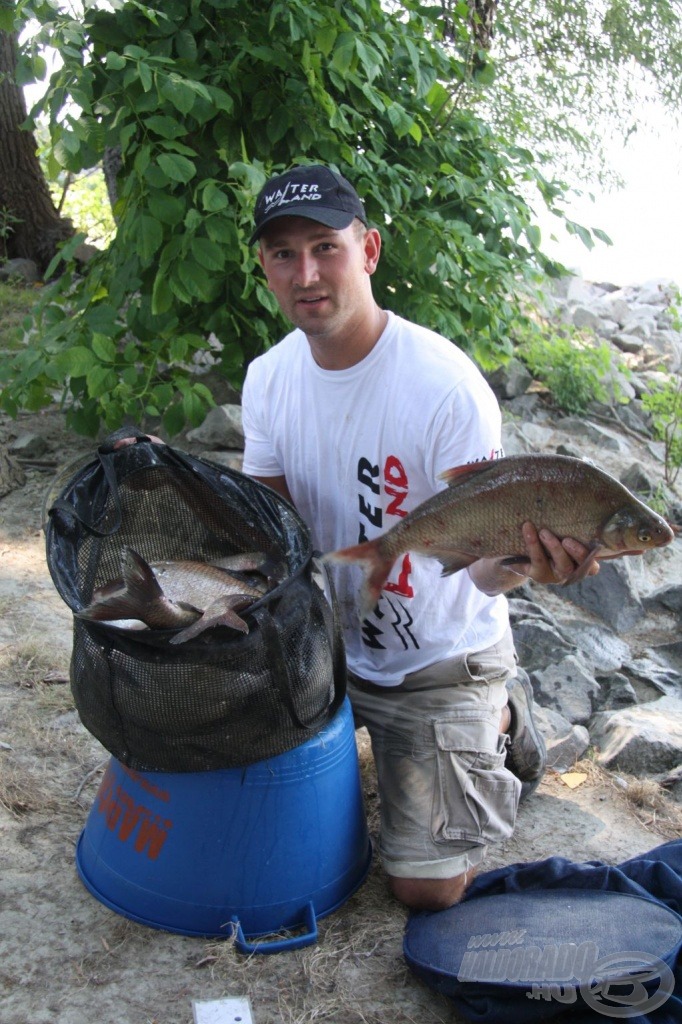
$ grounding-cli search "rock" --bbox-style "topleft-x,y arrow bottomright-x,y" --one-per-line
516,422 -> 556,449
0,448 -> 26,498
554,618 -> 630,673
572,306 -> 602,331
589,696 -> 682,774
612,332 -> 645,354
554,442 -> 584,459
486,358 -> 533,400
650,640 -> 682,675
555,417 -> 631,454
644,584 -> 682,617
186,404 -> 244,449
199,450 -> 244,472
622,657 -> 680,701
530,655 -> 601,725
533,706 -> 590,771
595,672 -> 639,710
0,258 -> 40,283
558,558 -> 646,633
619,461 -> 656,494
511,618 -> 577,674
507,597 -> 558,629
8,433 -> 49,459
503,394 -> 547,422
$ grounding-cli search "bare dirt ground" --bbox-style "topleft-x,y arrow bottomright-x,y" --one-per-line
1,408 -> 681,1024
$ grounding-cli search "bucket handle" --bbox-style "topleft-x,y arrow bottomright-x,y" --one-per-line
231,902 -> 318,954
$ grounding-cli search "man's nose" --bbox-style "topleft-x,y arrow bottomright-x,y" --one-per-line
293,252 -> 320,287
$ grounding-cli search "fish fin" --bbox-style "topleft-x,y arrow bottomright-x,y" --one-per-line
323,539 -> 396,619
77,593 -> 145,622
563,543 -> 601,584
169,595 -> 251,644
499,555 -> 532,568
77,549 -> 164,622
436,552 -> 479,576
439,462 -> 497,489
121,547 -> 165,604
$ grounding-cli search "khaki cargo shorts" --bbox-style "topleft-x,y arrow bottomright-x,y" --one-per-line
348,629 -> 521,880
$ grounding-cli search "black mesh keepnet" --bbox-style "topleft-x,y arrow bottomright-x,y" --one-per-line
45,433 -> 345,772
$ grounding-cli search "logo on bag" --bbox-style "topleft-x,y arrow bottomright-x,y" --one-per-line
579,951 -> 675,1017
459,935 -> 674,1017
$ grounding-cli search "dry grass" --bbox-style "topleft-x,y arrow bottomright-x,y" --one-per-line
567,757 -> 682,840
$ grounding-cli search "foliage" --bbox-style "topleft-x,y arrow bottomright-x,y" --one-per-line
0,207 -> 23,261
48,168 -> 116,249
641,375 -> 682,488
516,323 -> 618,416
0,280 -> 37,353
481,0 -> 682,188
0,0 -> 594,436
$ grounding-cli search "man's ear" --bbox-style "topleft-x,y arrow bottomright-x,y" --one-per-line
363,227 -> 382,275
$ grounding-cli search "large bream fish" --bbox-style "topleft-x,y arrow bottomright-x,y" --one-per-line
325,454 -> 676,617
77,547 -> 274,642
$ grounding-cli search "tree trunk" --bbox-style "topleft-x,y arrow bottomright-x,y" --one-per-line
0,31 -> 73,274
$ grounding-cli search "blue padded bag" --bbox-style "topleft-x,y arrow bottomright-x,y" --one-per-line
403,840 -> 682,1023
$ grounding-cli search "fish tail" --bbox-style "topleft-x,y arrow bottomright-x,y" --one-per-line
76,548 -> 167,624
323,539 -> 396,619
121,547 -> 165,606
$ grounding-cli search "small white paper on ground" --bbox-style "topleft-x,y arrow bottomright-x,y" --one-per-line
192,996 -> 254,1024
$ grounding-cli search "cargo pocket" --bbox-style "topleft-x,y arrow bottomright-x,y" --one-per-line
432,713 -> 520,848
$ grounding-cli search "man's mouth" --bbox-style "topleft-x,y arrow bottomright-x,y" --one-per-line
297,294 -> 327,306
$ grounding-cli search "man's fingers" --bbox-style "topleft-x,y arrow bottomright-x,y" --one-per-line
521,523 -> 600,584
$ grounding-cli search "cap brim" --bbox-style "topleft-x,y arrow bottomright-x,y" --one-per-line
249,207 -> 360,245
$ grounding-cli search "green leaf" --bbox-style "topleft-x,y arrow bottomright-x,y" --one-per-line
157,152 -> 196,184
138,61 -> 153,92
152,273 -> 173,315
190,237 -> 225,271
0,8 -> 16,31
202,182 -> 229,212
148,192 -> 186,225
91,333 -> 117,363
162,402 -> 186,436
143,115 -> 187,139
332,34 -> 356,75
160,75 -> 197,115
315,25 -> 337,56
56,346 -> 98,378
168,335 -> 189,361
175,30 -> 198,62
87,365 -> 117,398
105,51 -> 126,71
387,103 -> 414,139
138,215 -> 164,263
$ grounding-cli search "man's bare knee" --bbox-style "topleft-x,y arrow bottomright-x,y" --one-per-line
389,871 -> 471,912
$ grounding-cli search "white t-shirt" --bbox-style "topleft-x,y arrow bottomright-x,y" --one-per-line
241,311 -> 510,684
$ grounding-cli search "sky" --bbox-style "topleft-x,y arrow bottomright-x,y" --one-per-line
533,112 -> 682,290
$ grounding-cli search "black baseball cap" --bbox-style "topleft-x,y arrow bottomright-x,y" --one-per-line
250,164 -> 367,245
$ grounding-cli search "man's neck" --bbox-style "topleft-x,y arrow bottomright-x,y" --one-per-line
307,305 -> 389,370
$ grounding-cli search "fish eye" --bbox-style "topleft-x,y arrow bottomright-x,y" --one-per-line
638,528 -> 652,543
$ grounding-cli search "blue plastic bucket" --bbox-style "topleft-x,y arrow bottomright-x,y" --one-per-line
76,697 -> 371,952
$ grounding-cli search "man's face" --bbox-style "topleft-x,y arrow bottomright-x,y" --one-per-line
257,216 -> 380,342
